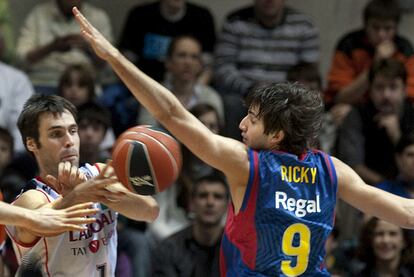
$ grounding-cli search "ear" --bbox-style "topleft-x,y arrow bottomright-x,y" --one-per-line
269,130 -> 285,147
26,137 -> 37,152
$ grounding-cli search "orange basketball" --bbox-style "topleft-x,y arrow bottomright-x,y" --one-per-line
111,125 -> 182,195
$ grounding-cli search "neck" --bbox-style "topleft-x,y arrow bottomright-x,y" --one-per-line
192,221 -> 222,246
160,2 -> 185,21
256,11 -> 284,28
170,79 -> 195,105
375,257 -> 400,277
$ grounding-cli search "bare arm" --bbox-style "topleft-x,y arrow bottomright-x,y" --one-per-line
335,70 -> 369,104
335,157 -> 414,228
73,8 -> 250,188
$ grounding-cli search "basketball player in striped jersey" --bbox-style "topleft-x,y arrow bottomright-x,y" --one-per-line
7,94 -> 159,277
74,7 -> 414,276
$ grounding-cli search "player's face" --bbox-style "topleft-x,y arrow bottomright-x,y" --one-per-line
370,74 -> 405,114
365,19 -> 397,46
239,106 -> 274,149
61,71 -> 91,107
30,110 -> 79,177
166,38 -> 202,83
191,181 -> 227,226
372,220 -> 405,262
198,110 -> 220,134
396,144 -> 414,181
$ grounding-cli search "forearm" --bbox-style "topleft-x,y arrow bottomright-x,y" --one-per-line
335,70 -> 369,104
104,183 -> 159,222
0,201 -> 32,227
25,42 -> 55,64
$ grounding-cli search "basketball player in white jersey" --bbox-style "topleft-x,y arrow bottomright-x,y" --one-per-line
6,94 -> 159,277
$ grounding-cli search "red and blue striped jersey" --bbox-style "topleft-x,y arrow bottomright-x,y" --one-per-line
220,149 -> 337,276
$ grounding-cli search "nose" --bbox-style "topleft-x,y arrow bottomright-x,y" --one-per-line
239,115 -> 248,131
64,131 -> 75,148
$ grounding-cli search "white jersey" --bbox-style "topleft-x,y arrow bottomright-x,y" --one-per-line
6,164 -> 118,277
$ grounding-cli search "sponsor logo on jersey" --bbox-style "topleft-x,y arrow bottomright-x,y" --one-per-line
275,191 -> 321,217
69,210 -> 115,242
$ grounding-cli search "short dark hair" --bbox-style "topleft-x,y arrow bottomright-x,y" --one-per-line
368,58 -> 407,84
395,133 -> 414,154
77,102 -> 111,132
57,64 -> 96,105
192,171 -> 229,199
245,82 -> 324,155
17,94 -> 77,151
286,62 -> 322,89
363,0 -> 401,24
166,35 -> 202,59
0,127 -> 14,154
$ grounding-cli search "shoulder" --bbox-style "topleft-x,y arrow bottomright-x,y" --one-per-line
395,35 -> 414,56
335,29 -> 367,54
283,6 -> 315,26
0,62 -> 29,79
13,189 -> 50,209
128,2 -> 158,15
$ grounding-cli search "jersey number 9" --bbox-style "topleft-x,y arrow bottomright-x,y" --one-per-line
281,223 -> 310,276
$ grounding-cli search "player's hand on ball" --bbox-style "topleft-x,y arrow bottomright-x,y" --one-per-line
46,161 -> 86,196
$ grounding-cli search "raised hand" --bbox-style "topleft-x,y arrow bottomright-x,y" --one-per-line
46,161 -> 86,196
72,7 -> 119,61
24,202 -> 98,236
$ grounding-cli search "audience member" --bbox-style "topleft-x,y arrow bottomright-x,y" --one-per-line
356,217 -> 414,277
337,58 -> 414,185
119,0 -> 215,83
16,0 -> 113,94
151,172 -> 228,277
138,35 -> 224,126
325,0 -> 414,105
0,0 -> 14,63
214,0 -> 319,97
0,61 -> 34,153
376,134 -> 414,198
77,102 -> 111,165
0,127 -> 13,176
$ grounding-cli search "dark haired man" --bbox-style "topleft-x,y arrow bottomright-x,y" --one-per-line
75,8 -> 414,276
7,94 -> 158,276
326,0 -> 414,105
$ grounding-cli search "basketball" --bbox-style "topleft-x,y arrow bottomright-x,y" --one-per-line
111,125 -> 182,195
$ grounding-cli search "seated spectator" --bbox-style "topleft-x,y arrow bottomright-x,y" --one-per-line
214,0 -> 319,97
325,0 -> 414,105
376,133 -> 414,198
0,128 -> 13,176
286,63 -> 350,154
119,0 -> 215,83
356,217 -> 414,277
337,58 -> 414,185
138,35 -> 224,126
77,102 -> 112,165
151,172 -> 228,277
16,0 -> 113,94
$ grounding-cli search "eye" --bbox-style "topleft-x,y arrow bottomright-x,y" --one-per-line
70,126 -> 78,135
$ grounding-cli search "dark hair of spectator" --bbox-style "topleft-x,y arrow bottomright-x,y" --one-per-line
286,62 -> 322,89
77,102 -> 112,132
192,170 -> 229,199
368,58 -> 407,84
363,0 -> 401,24
245,82 -> 323,156
57,64 -> 96,103
166,35 -> 202,59
17,94 -> 77,151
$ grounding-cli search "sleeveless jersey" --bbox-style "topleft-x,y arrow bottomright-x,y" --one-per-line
220,149 -> 337,276
6,164 -> 118,277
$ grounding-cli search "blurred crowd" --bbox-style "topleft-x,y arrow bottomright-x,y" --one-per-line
1,0 -> 414,276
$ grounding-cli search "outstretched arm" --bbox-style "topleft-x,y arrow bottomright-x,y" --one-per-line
335,157 -> 414,228
72,7 -> 249,187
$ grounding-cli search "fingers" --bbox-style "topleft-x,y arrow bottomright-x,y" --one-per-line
64,202 -> 97,212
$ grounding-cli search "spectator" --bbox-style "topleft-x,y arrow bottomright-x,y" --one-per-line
151,172 -> 228,277
356,217 -> 414,277
214,0 -> 319,97
0,61 -> 34,153
0,0 -> 14,63
325,0 -> 414,106
16,0 -> 113,94
77,102 -> 111,165
0,127 -> 13,176
119,0 -> 215,83
376,133 -> 414,198
138,35 -> 224,126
